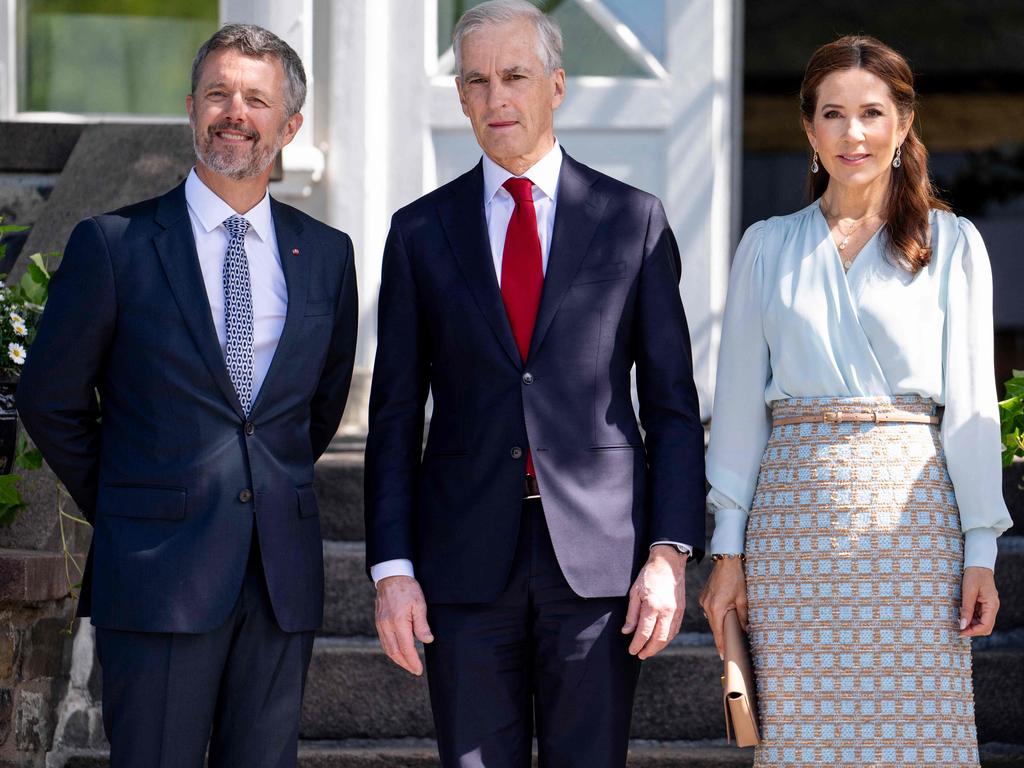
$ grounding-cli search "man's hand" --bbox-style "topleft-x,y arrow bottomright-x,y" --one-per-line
621,544 -> 687,659
960,566 -> 999,638
375,575 -> 434,675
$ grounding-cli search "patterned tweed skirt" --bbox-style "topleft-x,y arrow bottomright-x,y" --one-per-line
745,396 -> 979,767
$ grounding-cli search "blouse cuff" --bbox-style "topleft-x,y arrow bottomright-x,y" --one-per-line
963,528 -> 999,571
709,507 -> 748,555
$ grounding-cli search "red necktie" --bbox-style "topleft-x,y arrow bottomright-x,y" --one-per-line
500,177 -> 543,477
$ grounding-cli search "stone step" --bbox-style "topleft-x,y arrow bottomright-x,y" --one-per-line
299,634 -> 1024,744
54,740 -> 1024,767
313,448 -> 1024,546
315,450 -> 365,541
322,538 -> 1024,639
322,541 -> 717,637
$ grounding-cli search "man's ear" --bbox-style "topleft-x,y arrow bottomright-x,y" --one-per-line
456,77 -> 470,118
280,111 -> 304,148
551,68 -> 566,110
186,94 -> 194,128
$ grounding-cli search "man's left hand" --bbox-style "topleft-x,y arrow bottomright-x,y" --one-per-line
622,544 -> 687,659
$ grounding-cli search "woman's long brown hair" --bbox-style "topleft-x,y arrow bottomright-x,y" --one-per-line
800,35 -> 949,273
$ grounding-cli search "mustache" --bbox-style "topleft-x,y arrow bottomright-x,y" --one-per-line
207,120 -> 260,142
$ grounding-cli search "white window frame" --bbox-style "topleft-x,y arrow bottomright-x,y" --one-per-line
0,0 -> 192,124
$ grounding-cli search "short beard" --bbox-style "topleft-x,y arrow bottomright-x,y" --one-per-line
192,116 -> 284,181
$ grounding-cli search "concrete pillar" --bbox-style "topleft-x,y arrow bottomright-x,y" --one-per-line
666,0 -> 743,419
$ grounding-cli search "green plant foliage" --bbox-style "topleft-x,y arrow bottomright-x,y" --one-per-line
15,432 -> 43,471
0,474 -> 26,526
0,221 -> 56,526
999,370 -> 1024,468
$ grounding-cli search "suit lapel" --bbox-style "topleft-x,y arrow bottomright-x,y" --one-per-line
529,153 -> 606,361
153,183 -> 245,419
438,163 -> 522,368
250,198 -> 309,415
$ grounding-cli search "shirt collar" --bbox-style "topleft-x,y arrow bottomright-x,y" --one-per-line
184,168 -> 274,243
482,140 -> 562,206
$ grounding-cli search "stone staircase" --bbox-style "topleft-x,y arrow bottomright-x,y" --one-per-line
54,447 -> 1024,767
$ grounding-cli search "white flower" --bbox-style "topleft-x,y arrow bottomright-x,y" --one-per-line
8,342 -> 25,365
12,321 -> 27,337
9,312 -> 24,326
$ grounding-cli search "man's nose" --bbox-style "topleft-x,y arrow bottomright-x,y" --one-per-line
486,80 -> 509,111
224,91 -> 249,120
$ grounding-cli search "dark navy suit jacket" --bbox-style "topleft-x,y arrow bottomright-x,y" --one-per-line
17,181 -> 358,634
365,150 -> 705,604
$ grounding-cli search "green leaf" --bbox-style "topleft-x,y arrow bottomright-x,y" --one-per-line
16,448 -> 43,471
0,474 -> 25,526
28,252 -> 51,279
0,224 -> 29,235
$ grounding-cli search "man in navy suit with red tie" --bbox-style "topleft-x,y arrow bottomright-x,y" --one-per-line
18,25 -> 357,768
365,1 -> 705,766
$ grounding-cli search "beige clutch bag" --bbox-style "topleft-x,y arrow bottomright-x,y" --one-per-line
722,609 -> 760,747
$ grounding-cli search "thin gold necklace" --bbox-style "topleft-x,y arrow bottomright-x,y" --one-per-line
820,204 -> 883,268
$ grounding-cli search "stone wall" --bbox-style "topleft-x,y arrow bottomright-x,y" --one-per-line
0,551 -> 74,768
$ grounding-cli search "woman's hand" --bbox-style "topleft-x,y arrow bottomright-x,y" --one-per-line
698,557 -> 749,659
960,566 -> 999,638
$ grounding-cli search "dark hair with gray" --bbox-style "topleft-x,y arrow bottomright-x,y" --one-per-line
191,23 -> 307,117
453,0 -> 563,77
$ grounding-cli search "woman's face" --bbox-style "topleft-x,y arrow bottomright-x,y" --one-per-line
805,67 -> 910,193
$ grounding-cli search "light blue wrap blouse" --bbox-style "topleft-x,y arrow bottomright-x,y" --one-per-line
706,201 -> 1012,570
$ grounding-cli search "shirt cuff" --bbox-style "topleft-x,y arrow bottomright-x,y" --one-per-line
370,558 -> 415,586
709,507 -> 748,555
963,528 -> 999,571
650,541 -> 693,559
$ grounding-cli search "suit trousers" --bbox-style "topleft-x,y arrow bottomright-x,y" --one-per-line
424,499 -> 641,768
94,531 -> 315,768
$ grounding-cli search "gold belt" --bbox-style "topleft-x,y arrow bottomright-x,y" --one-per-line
773,409 -> 939,427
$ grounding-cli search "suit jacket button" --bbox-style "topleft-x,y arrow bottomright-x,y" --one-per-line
510,446 -> 523,459
238,489 -> 253,503
522,372 -> 533,385
244,422 -> 255,436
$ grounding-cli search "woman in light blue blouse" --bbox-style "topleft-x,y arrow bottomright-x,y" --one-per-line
699,36 -> 1010,767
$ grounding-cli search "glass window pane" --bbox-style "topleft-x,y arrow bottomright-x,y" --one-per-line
18,0 -> 218,115
601,0 -> 664,63
438,0 -> 654,78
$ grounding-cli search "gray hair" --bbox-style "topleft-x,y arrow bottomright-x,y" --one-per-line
453,0 -> 563,77
191,23 -> 307,117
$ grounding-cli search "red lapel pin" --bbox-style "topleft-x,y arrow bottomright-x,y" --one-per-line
291,248 -> 300,256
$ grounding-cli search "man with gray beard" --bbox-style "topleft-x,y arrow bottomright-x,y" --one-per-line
17,24 -> 357,768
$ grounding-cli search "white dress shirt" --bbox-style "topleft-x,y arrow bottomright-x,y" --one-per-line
706,203 -> 1011,570
372,142 -> 691,586
184,169 -> 287,402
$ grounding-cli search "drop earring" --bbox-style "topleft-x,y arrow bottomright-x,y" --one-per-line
892,145 -> 902,168
811,151 -> 819,174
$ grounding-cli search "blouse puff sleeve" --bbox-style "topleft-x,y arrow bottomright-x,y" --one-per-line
706,220 -> 773,555
942,217 -> 1013,571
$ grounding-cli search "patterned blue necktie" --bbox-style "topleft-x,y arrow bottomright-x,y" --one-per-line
222,215 -> 254,415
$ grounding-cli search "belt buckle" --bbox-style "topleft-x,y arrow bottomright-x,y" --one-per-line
823,411 -> 843,423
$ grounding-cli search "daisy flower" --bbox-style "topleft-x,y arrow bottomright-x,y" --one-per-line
8,342 -> 26,365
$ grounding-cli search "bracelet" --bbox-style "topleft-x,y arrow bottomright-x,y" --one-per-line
711,553 -> 745,562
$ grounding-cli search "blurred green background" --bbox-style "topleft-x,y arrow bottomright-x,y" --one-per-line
19,0 -> 218,115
